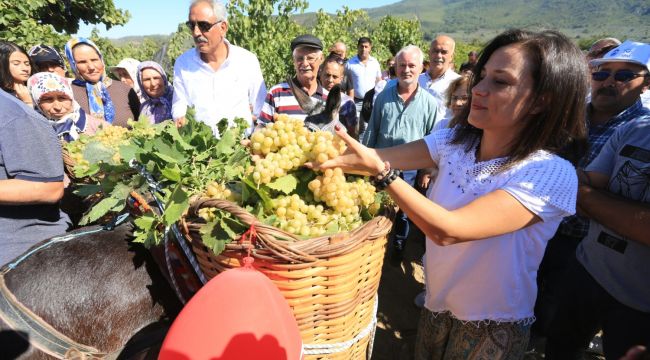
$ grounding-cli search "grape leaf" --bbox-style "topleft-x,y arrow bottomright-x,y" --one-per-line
267,174 -> 297,195
72,184 -> 102,197
83,141 -> 115,163
200,220 -> 229,255
164,124 -> 193,151
79,197 -> 122,225
215,129 -> 236,155
162,185 -> 189,225
160,164 -> 182,182
119,144 -> 139,163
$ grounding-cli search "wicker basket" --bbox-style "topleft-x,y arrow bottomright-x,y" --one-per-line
182,198 -> 394,359
61,145 -> 78,181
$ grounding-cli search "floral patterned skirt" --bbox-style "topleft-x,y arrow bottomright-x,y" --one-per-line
414,309 -> 531,360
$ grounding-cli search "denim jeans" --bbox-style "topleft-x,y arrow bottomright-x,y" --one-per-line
393,170 -> 417,245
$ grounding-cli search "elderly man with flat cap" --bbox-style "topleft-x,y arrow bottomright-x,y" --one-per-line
259,34 -> 328,123
172,0 -> 266,135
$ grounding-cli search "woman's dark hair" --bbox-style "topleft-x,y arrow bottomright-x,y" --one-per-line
452,29 -> 588,167
0,40 -> 33,92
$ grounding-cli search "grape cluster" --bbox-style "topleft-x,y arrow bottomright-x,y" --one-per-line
249,115 -> 346,184
65,125 -> 131,173
309,168 -> 376,216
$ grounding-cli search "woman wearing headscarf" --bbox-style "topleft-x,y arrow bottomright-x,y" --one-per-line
27,72 -> 108,142
64,37 -> 140,127
0,40 -> 34,105
110,57 -> 144,102
137,61 -> 174,124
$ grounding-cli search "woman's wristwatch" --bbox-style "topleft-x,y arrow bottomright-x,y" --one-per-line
371,162 -> 401,190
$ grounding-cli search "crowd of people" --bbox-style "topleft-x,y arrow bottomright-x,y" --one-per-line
1,0 -> 649,358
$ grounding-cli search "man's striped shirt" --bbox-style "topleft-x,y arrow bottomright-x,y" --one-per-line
259,81 -> 327,124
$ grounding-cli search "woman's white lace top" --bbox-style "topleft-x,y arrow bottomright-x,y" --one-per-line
421,128 -> 577,322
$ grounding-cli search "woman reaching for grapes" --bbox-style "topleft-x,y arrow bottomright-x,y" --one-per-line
310,29 -> 588,358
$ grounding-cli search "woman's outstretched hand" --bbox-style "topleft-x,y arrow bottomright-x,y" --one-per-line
305,124 -> 385,176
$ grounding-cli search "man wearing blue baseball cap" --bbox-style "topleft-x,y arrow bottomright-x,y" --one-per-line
544,40 -> 650,359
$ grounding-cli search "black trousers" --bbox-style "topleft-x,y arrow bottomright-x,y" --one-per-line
545,256 -> 650,359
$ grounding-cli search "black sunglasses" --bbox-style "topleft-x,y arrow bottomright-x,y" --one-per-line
591,70 -> 648,83
185,20 -> 221,33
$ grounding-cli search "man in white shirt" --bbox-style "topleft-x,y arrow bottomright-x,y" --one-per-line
345,37 -> 382,114
172,0 -> 266,135
418,35 -> 461,121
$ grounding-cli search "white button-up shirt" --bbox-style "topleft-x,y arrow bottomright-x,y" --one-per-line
418,68 -> 461,120
172,39 -> 267,135
345,55 -> 382,100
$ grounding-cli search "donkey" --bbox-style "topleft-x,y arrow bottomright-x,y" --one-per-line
0,223 -> 182,359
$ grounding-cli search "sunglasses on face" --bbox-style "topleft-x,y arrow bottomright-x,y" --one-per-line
185,20 -> 221,33
591,70 -> 648,83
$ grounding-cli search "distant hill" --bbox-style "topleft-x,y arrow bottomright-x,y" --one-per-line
300,0 -> 650,43
110,0 -> 649,46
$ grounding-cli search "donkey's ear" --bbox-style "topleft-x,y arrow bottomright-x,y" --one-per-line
325,84 -> 341,116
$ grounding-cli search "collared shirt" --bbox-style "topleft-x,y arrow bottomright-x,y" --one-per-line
559,99 -> 650,239
362,84 -> 439,149
259,80 -> 327,124
345,55 -> 382,100
171,39 -> 267,136
418,68 -> 461,121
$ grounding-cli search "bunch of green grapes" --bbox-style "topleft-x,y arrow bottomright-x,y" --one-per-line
130,124 -> 156,139
272,194 -> 335,237
65,139 -> 91,173
308,168 -> 376,217
197,182 -> 242,222
93,126 -> 130,164
249,115 -> 346,184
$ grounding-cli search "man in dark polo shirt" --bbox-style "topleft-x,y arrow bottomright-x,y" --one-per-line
0,89 -> 70,266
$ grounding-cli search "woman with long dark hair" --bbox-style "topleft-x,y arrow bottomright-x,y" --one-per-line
312,29 -> 588,358
0,40 -> 34,106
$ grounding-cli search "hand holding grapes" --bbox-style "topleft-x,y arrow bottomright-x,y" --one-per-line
306,125 -> 385,177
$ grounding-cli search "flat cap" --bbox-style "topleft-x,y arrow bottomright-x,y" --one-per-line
290,34 -> 323,51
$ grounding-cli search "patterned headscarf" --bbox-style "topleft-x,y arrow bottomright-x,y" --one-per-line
110,57 -> 143,100
27,72 -> 87,142
137,61 -> 173,124
64,37 -> 116,124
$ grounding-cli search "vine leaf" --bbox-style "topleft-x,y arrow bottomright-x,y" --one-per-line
267,174 -> 297,195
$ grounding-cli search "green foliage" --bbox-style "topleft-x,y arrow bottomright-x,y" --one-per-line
89,28 -> 163,68
310,7 -> 369,56
227,0 -> 308,87
0,0 -> 129,49
371,15 -> 427,61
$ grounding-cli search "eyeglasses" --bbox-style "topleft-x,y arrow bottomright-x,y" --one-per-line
451,95 -> 469,102
293,54 -> 320,64
185,20 -> 222,33
325,55 -> 345,65
591,70 -> 648,83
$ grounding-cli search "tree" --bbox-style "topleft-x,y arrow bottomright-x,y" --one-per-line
0,0 -> 129,49
311,7 -> 369,56
371,15 -> 427,63
227,0 -> 308,86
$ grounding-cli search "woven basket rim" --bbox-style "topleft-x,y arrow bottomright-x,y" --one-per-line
182,197 -> 394,264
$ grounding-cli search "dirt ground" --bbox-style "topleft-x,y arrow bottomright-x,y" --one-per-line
369,226 -> 605,360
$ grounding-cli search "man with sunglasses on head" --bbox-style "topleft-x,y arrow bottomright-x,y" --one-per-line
172,0 -> 266,136
259,34 -> 327,123
534,40 -> 650,348
319,55 -> 358,138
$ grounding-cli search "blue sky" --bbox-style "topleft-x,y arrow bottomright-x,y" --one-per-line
77,0 -> 398,38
